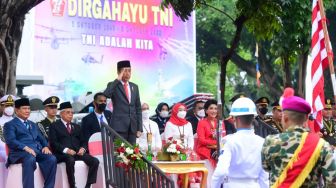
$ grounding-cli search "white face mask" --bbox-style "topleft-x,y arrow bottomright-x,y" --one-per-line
160,111 -> 169,118
196,109 -> 205,118
177,111 -> 187,119
4,106 -> 14,116
142,110 -> 150,120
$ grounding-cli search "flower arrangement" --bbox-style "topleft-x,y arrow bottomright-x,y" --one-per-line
114,138 -> 146,171
161,137 -> 186,161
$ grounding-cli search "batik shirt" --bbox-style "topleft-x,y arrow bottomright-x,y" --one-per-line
261,126 -> 336,187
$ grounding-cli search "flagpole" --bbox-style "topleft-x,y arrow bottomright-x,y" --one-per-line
318,0 -> 336,102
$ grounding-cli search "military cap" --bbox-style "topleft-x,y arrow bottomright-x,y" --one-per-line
255,97 -> 270,105
0,95 -> 16,105
229,93 -> 246,103
59,101 -> 72,110
271,100 -> 281,110
43,96 -> 60,106
117,60 -> 131,70
15,98 -> 30,108
324,98 -> 334,109
282,96 -> 311,114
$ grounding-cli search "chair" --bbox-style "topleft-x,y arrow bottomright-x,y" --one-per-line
88,132 -> 105,188
55,161 -> 89,188
5,144 -> 44,188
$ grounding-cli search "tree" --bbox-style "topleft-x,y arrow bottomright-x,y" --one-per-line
162,0 -> 283,104
0,0 -> 45,95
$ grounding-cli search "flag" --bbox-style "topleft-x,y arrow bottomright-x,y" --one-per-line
255,43 -> 261,87
308,0 -> 333,132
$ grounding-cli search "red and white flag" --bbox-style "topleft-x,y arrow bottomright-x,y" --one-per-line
306,0 -> 333,132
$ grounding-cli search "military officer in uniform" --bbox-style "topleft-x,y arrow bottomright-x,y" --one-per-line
0,95 -> 16,141
265,100 -> 283,133
38,96 -> 60,139
262,96 -> 336,187
253,97 -> 278,138
320,98 -> 336,146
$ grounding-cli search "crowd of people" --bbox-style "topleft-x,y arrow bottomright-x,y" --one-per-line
0,60 -> 335,188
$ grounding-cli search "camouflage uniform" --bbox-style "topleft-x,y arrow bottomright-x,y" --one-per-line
262,126 -> 336,187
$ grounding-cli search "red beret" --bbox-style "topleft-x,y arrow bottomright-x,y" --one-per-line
282,96 -> 311,114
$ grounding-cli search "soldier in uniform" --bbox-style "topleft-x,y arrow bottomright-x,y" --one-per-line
265,100 -> 283,133
0,95 -> 16,141
253,97 -> 278,138
262,96 -> 336,187
38,96 -> 60,139
320,98 -> 336,147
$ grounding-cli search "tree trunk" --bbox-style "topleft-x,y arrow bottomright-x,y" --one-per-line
0,0 -> 45,95
283,56 -> 292,87
297,50 -> 309,97
220,15 -> 247,107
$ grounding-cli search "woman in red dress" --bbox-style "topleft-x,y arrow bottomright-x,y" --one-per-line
196,99 -> 218,167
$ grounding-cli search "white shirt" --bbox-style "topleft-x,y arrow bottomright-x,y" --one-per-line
211,129 -> 269,188
0,115 -> 13,128
0,115 -> 13,162
164,121 -> 194,149
94,111 -> 108,125
136,119 -> 162,152
120,80 -> 131,102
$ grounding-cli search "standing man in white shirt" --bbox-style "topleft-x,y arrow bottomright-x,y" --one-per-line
211,97 -> 269,188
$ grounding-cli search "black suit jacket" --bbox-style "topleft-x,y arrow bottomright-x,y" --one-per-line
104,79 -> 142,133
49,120 -> 87,157
81,111 -> 112,144
186,113 -> 199,134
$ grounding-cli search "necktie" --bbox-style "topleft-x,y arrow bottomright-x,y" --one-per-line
66,123 -> 71,133
99,115 -> 104,124
123,82 -> 129,102
24,121 -> 29,129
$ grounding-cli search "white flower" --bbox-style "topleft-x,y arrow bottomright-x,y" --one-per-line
121,143 -> 125,147
126,147 -> 134,155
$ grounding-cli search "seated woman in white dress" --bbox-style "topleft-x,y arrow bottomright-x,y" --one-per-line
136,103 -> 162,153
164,103 -> 194,150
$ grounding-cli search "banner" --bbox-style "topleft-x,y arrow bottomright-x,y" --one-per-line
17,0 -> 196,109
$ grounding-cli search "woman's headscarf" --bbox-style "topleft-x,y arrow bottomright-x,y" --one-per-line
168,103 -> 189,126
155,102 -> 169,117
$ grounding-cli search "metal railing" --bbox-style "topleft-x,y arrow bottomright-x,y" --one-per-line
100,122 -> 175,188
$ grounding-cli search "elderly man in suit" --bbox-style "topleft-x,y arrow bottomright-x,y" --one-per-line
81,92 -> 112,149
49,102 -> 99,188
104,60 -> 142,144
4,98 -> 56,188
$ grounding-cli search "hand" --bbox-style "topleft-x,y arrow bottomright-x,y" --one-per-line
318,132 -> 323,138
42,147 -> 52,155
77,147 -> 86,156
136,131 -> 142,138
66,149 -> 76,156
24,146 -> 36,157
117,69 -> 125,80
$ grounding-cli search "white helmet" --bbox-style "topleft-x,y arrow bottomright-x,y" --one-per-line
230,97 -> 257,116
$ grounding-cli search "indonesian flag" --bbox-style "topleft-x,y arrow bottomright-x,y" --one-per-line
306,0 -> 333,132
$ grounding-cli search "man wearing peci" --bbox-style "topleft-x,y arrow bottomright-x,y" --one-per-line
49,102 -> 99,188
81,92 -> 112,149
104,60 -> 142,144
4,98 -> 56,188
